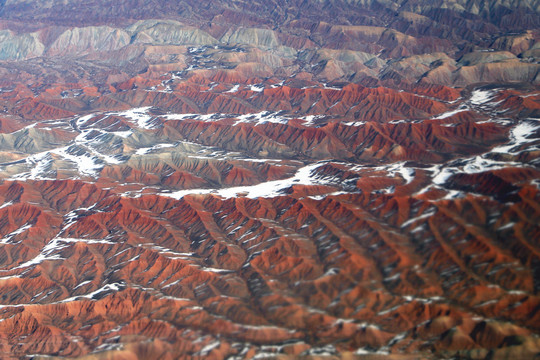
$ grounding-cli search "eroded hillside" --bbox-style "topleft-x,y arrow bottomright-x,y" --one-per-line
0,1 -> 539,359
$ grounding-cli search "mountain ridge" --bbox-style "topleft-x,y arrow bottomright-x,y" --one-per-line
0,1 -> 538,359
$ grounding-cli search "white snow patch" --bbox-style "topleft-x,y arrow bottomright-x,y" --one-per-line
301,115 -> 325,126
470,89 -> 496,106
136,143 -> 176,155
323,84 -> 342,90
431,166 -> 456,186
61,282 -> 124,303
52,147 -> 103,177
233,111 -> 288,126
342,121 -> 366,126
225,84 -> 240,93
25,152 -> 54,180
115,107 -> 158,129
497,222 -> 515,231
13,238 -> 68,269
378,162 -> 415,185
55,237 -> 115,245
76,114 -> 95,127
73,280 -> 92,290
165,162 -> 328,199
164,113 -> 221,121
164,111 -> 327,127
99,153 -> 124,165
188,46 -> 205,54
11,232 -> 112,270
198,341 -> 221,356
200,267 -> 232,273
308,191 -> 349,200
249,85 -> 264,92
401,208 -> 436,228
0,201 -> 13,209
433,108 -> 468,119
461,156 -> 515,174
491,119 -> 540,155
0,223 -> 32,244
7,122 -> 37,134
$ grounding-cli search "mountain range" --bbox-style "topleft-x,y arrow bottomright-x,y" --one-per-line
0,0 -> 539,359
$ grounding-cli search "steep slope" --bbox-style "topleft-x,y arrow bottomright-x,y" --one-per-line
0,1 -> 538,360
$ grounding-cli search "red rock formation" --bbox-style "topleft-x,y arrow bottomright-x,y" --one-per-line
0,1 -> 538,359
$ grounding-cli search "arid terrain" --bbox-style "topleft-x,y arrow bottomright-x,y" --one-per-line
0,0 -> 539,359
